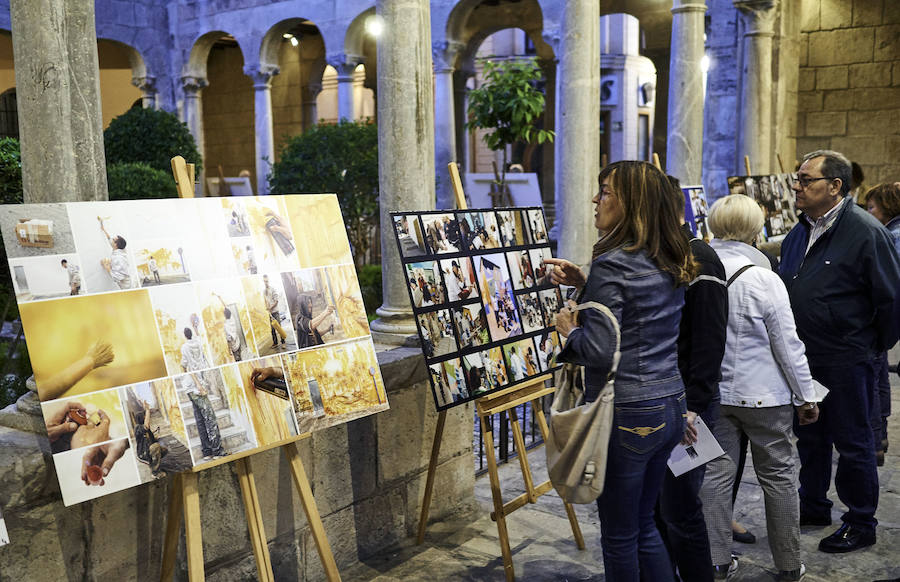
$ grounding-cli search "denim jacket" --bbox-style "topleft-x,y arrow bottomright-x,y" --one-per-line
558,247 -> 685,404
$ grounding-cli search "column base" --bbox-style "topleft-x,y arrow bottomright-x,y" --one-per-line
370,306 -> 419,346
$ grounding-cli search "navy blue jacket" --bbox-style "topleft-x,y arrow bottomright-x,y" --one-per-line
779,198 -> 900,364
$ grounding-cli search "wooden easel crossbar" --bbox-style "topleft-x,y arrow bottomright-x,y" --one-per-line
415,163 -> 585,582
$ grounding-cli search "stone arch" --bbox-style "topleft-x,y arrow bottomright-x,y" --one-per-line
183,30 -> 236,80
259,17 -> 317,71
97,38 -> 147,80
344,7 -> 374,61
95,39 -> 148,123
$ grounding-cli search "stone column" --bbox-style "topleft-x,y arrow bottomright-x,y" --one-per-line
538,58 -> 557,229
132,76 -> 159,109
453,66 -> 474,176
246,65 -> 279,195
433,41 -> 463,210
552,2 -> 601,267
9,0 -> 107,202
370,0 -> 436,342
666,0 -> 707,184
302,82 -> 322,129
181,76 -> 207,158
735,0 -> 778,175
329,56 -> 360,121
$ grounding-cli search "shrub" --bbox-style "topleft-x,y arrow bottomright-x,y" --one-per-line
107,162 -> 178,201
104,107 -> 202,174
356,264 -> 382,321
268,120 -> 378,266
0,137 -> 23,204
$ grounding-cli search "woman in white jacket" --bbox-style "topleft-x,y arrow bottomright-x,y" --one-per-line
699,195 -> 828,582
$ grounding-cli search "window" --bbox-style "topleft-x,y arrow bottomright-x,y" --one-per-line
638,114 -> 650,162
0,89 -> 18,139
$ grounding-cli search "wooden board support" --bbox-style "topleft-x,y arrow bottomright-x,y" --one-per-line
744,155 -> 752,176
415,165 -> 585,581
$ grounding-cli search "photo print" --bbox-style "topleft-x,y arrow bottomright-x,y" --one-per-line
539,287 -> 564,327
439,257 -> 478,303
507,250 -> 536,290
682,185 -> 711,240
417,309 -> 457,359
67,201 -> 137,292
282,339 -> 387,433
222,198 -> 252,238
404,261 -> 446,308
8,253 -> 84,301
231,239 -> 259,276
462,347 -> 508,397
283,194 -> 354,268
133,240 -> 192,287
323,264 -> 370,339
533,330 -> 563,372
518,291 -> 545,333
474,253 -> 522,340
149,284 -> 215,378
22,290 -> 167,401
452,301 -> 490,349
194,279 -> 258,365
282,267 -> 363,350
243,197 -> 300,273
0,203 -> 77,259
495,210 -> 527,247
43,388 -> 129,455
529,247 -> 554,284
428,358 -> 469,408
526,209 -> 549,243
241,273 -> 298,356
502,338 -> 541,382
221,357 -> 298,447
52,437 -> 141,506
120,379 -> 193,481
727,174 -> 799,239
458,211 -> 501,250
174,367 -> 257,464
422,212 -> 462,254
393,214 -> 429,258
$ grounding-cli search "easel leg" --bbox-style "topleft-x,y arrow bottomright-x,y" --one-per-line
284,443 -> 342,582
182,472 -> 205,581
416,409 -> 447,544
532,401 -> 585,550
507,407 -> 537,503
480,413 -> 516,582
160,473 -> 185,582
236,457 -> 275,582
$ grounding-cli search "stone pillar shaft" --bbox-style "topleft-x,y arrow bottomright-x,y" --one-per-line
9,0 -> 107,202
666,1 -> 707,184
538,58 -> 557,229
302,83 -> 321,129
371,0 -> 436,341
335,65 -> 356,121
247,66 -> 278,196
735,0 -> 778,175
553,1 -> 601,267
434,66 -> 456,209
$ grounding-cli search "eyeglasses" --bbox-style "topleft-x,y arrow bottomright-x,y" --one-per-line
792,176 -> 833,189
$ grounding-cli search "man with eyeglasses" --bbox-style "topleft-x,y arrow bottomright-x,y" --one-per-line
779,150 -> 900,554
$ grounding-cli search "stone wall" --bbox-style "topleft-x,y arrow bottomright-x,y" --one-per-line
796,0 -> 900,184
0,347 -> 476,581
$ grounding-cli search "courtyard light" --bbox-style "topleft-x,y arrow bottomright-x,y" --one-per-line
366,15 -> 384,37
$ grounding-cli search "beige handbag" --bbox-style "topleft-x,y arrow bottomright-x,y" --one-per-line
545,301 -> 620,504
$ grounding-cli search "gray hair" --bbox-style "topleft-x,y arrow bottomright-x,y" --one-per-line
707,195 -> 765,244
802,149 -> 852,196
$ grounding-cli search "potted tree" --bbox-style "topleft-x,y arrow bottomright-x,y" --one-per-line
465,59 -> 554,204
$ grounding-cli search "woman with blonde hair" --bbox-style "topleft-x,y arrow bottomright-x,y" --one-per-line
700,195 -> 826,582
548,161 -> 696,581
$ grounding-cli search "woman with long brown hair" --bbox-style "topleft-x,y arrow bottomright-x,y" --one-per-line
548,161 -> 696,582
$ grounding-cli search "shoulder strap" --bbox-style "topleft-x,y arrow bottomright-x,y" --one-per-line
726,264 -> 755,288
570,301 -> 621,378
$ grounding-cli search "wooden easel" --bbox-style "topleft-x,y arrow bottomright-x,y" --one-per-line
416,163 -> 585,581
161,159 -> 341,581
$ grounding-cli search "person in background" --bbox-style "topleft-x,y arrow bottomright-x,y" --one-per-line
61,259 -> 81,295
850,161 -> 866,207
548,161 -> 696,581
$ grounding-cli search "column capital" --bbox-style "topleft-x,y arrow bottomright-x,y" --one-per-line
131,75 -> 157,93
303,82 -> 323,101
244,64 -> 280,89
326,53 -> 362,78
541,30 -> 561,53
671,1 -> 708,15
734,0 -> 778,35
180,75 -> 208,95
432,40 -> 465,73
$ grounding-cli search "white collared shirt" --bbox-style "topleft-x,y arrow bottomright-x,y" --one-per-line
803,196 -> 845,255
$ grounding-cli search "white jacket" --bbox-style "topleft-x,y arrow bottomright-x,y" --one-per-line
711,240 -> 827,408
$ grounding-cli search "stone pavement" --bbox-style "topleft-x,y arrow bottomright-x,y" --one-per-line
346,371 -> 900,581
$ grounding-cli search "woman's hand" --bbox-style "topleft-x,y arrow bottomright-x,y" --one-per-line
543,258 -> 587,288
555,305 -> 577,337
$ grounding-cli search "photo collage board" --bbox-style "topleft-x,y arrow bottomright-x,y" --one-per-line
391,207 -> 564,411
0,194 -> 388,506
681,185 -> 710,240
726,174 -> 799,240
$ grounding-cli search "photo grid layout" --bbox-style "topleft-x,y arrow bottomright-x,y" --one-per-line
0,195 -> 388,506
391,207 -> 564,411
726,173 -> 799,240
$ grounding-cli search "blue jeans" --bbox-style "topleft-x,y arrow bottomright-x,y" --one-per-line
598,392 -> 686,582
872,352 -> 891,449
795,361 -> 879,531
655,399 -> 719,582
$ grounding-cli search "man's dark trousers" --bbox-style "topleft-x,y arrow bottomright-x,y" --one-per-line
795,361 -> 879,531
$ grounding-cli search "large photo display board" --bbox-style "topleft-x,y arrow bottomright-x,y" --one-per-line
0,195 -> 388,506
391,207 -> 564,410
727,174 -> 799,239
